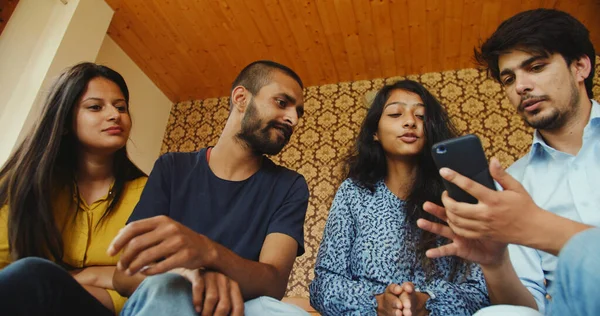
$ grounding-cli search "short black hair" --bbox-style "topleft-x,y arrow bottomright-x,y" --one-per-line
230,60 -> 303,109
475,9 -> 595,98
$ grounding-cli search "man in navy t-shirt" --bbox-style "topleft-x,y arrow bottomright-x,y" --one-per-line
108,60 -> 310,316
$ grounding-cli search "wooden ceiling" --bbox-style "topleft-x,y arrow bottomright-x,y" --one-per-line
104,0 -> 600,102
0,0 -> 20,36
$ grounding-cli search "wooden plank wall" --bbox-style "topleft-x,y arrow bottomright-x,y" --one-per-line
0,0 -> 19,36
105,0 -> 600,101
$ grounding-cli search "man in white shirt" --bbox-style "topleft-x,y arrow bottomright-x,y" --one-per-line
418,8 -> 600,316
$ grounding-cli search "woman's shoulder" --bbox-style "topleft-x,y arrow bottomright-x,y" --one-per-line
338,178 -> 361,194
125,176 -> 148,191
336,178 -> 381,199
340,178 -> 385,191
118,176 -> 148,203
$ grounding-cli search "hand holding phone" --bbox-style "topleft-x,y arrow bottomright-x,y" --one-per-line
431,134 -> 496,204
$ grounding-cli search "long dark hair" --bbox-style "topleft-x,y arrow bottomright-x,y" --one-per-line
0,62 -> 146,266
345,80 -> 464,279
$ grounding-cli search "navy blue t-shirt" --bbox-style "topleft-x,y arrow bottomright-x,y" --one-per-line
127,148 -> 309,261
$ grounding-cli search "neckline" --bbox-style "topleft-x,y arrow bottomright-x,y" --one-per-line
206,146 -> 212,163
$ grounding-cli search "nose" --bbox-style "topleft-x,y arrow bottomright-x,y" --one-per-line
284,107 -> 299,127
403,113 -> 416,128
515,74 -> 534,96
107,104 -> 121,122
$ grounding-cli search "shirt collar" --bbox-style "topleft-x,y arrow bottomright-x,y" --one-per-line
527,99 -> 600,162
71,181 -> 116,207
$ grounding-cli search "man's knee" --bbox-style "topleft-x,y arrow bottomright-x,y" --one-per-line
554,227 -> 600,299
135,273 -> 191,297
244,296 -> 310,316
560,228 -> 600,260
557,228 -> 600,278
122,273 -> 196,316
473,305 -> 542,316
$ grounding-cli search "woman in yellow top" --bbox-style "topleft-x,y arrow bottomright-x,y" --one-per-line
0,62 -> 147,315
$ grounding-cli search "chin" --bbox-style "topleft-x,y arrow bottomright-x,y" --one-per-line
100,143 -> 127,152
526,111 -> 561,129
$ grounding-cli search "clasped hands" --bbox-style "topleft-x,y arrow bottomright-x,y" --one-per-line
107,215 -> 243,315
376,282 -> 428,316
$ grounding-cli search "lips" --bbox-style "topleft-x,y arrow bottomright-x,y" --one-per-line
103,126 -> 123,134
520,97 -> 546,113
399,133 -> 418,143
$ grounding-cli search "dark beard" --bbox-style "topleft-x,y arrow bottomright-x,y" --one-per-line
236,99 -> 292,155
523,107 -> 561,130
522,78 -> 580,130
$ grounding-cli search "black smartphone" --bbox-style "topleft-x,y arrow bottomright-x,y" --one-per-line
431,134 -> 496,204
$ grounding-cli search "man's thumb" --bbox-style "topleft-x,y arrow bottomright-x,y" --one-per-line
489,157 -> 520,191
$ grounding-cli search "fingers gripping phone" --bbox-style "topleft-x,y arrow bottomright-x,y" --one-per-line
431,134 -> 496,204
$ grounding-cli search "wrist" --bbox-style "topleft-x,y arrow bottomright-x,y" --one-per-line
480,246 -> 510,271
515,205 -> 547,246
202,235 -> 219,269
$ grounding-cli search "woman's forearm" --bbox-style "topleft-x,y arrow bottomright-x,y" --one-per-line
73,266 -> 116,289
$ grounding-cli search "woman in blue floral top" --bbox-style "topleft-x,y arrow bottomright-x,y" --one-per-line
310,80 -> 490,316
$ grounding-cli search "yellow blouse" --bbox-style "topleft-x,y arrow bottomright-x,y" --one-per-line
0,176 -> 147,314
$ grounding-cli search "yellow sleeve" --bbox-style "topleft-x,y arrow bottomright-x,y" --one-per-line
0,205 -> 12,269
107,289 -> 128,314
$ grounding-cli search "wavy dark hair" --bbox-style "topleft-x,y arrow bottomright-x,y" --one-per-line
475,9 -> 595,98
0,62 -> 146,266
345,80 -> 464,279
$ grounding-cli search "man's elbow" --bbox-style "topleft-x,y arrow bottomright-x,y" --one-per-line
270,272 -> 292,300
245,269 -> 288,301
271,286 -> 286,301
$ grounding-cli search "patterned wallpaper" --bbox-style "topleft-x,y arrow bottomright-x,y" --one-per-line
161,60 -> 600,298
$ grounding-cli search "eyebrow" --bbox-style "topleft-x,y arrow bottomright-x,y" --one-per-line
384,101 -> 425,109
81,97 -> 127,104
499,55 -> 546,78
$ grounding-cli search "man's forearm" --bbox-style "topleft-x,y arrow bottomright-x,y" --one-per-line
206,242 -> 289,300
524,210 -> 592,256
481,250 -> 537,309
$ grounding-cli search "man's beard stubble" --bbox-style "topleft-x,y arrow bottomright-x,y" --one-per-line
235,99 -> 292,156
519,78 -> 580,131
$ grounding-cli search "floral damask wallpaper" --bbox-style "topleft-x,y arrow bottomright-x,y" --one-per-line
161,60 -> 600,298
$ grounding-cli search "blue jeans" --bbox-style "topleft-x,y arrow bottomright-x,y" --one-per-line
547,227 -> 600,316
121,273 -> 309,316
474,228 -> 600,315
0,257 -> 113,316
